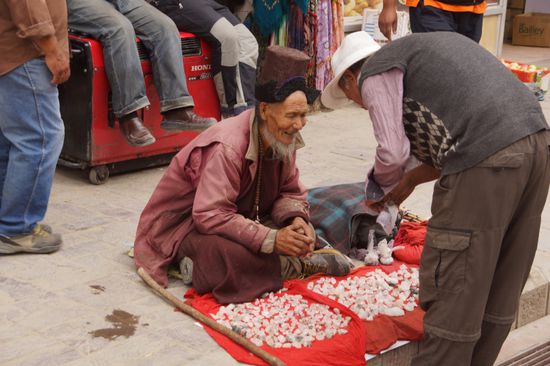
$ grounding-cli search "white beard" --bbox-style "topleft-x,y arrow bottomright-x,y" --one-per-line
260,123 -> 297,162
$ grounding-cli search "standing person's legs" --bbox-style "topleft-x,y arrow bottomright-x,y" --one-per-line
455,12 -> 484,43
409,0 -> 456,34
67,0 -> 155,146
114,0 -> 216,130
411,133 -> 548,366
0,59 -> 63,253
470,131 -> 550,366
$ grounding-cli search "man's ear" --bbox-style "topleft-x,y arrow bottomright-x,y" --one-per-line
342,71 -> 356,90
259,102 -> 269,120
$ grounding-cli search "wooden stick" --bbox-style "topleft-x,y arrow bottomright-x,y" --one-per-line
137,267 -> 286,366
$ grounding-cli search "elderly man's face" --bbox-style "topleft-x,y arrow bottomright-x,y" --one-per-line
259,91 -> 309,146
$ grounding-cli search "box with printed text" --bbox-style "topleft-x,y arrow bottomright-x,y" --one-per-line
512,13 -> 550,47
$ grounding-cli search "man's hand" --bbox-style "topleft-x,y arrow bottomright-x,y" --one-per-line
378,0 -> 398,41
291,217 -> 315,252
274,222 -> 314,257
45,50 -> 70,84
365,199 -> 385,213
35,35 -> 70,84
366,163 -> 441,210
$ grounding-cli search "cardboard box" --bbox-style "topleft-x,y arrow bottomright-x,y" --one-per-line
505,9 -> 524,40
508,0 -> 525,10
512,13 -> 550,47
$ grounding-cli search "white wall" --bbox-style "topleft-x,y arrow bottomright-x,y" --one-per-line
525,0 -> 550,13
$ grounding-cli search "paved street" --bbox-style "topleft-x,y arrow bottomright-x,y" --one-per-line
1,45 -> 549,365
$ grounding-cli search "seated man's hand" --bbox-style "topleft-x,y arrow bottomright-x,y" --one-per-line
274,223 -> 314,257
291,217 -> 316,252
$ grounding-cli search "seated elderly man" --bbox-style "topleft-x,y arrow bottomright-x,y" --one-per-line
134,47 -> 351,304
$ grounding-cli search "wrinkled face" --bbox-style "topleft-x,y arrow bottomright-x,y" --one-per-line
259,91 -> 309,146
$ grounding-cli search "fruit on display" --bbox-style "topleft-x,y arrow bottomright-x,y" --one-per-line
502,60 -> 550,83
344,0 -> 382,17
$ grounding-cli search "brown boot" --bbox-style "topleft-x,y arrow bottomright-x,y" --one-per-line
161,107 -> 217,131
119,115 -> 156,147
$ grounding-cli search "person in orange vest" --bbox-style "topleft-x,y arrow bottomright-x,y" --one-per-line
379,0 -> 486,42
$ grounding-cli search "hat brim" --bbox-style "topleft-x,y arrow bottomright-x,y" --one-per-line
320,49 -> 374,110
256,77 -> 320,105
320,71 -> 352,110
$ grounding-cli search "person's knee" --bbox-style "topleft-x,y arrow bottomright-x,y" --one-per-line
210,18 -> 240,65
105,16 -> 136,43
221,29 -> 239,51
241,31 -> 258,60
156,14 -> 180,37
235,25 -> 258,66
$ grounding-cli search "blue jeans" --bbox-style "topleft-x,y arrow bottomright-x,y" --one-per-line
0,58 -> 64,236
67,0 -> 195,117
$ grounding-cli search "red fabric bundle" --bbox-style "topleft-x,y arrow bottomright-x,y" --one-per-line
393,221 -> 428,265
185,261 -> 424,366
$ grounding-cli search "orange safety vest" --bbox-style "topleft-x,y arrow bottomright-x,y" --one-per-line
406,0 -> 487,14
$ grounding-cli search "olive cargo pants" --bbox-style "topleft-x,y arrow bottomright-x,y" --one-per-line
411,130 -> 550,366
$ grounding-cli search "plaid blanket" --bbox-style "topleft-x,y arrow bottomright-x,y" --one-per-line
308,182 -> 377,254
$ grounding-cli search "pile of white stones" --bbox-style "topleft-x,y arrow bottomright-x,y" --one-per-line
307,265 -> 419,321
212,292 -> 351,348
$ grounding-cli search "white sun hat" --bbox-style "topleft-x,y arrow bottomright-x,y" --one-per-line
321,31 -> 381,110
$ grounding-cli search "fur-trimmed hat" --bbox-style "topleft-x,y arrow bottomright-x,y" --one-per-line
255,46 -> 320,104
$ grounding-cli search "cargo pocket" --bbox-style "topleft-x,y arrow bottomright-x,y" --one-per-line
420,227 -> 471,294
475,151 -> 524,170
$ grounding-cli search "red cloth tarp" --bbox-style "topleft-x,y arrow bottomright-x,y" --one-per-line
393,221 -> 428,265
185,261 -> 424,366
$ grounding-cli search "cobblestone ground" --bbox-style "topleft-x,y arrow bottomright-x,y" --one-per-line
1,45 -> 549,365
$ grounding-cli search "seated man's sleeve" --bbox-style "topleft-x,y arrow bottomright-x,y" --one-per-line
191,143 -> 271,253
270,154 -> 310,226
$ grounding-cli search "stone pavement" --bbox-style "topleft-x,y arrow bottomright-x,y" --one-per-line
1,45 -> 550,366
